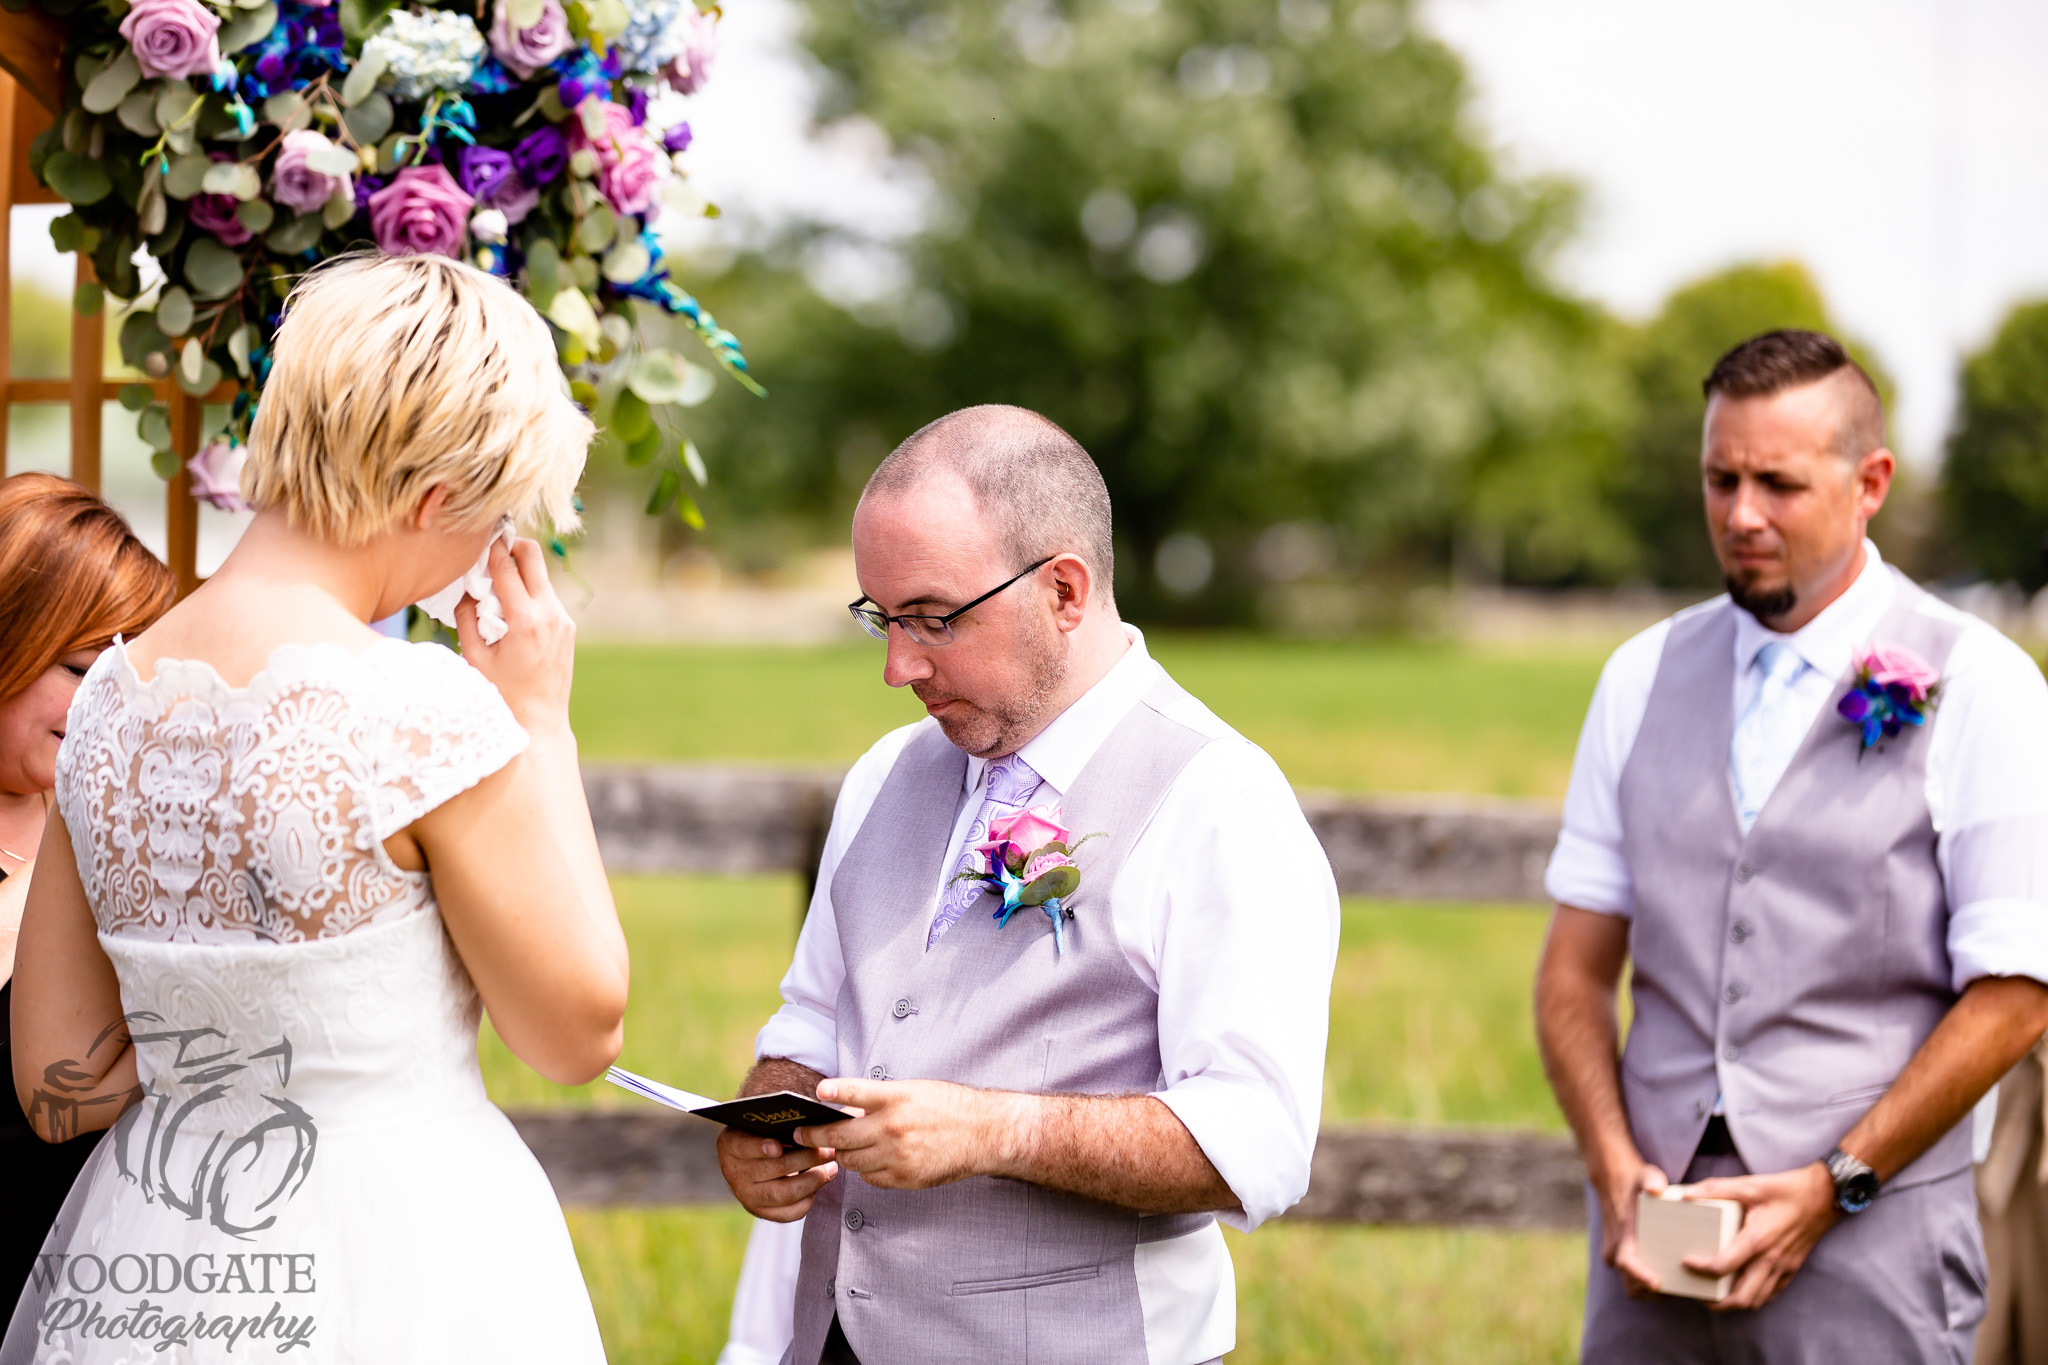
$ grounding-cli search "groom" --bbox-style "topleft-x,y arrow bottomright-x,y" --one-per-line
716,405 -> 1339,1365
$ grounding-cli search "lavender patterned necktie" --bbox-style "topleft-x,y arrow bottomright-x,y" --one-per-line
927,752 -> 1043,949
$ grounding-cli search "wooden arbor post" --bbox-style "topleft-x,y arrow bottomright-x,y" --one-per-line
0,14 -> 234,598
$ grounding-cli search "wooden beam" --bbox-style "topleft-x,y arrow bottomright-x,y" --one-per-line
167,392 -> 200,598
6,378 -> 239,404
0,12 -> 62,116
506,1110 -> 1587,1227
67,257 -> 101,492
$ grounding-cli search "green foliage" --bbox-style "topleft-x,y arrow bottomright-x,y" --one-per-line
677,0 -> 1636,610
1607,261 -> 1893,588
1943,300 -> 2048,590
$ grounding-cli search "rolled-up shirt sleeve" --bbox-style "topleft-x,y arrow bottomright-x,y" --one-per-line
1543,620 -> 1670,917
1932,626 -> 2048,991
1133,741 -> 1340,1232
753,723 -> 928,1075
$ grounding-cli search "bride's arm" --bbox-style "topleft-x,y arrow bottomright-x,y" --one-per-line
412,538 -> 629,1087
10,811 -> 141,1141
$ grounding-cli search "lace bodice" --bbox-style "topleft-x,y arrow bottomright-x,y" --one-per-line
56,638 -> 527,945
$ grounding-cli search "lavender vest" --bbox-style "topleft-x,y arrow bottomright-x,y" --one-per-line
787,680 -> 1216,1365
1616,571 -> 1969,1187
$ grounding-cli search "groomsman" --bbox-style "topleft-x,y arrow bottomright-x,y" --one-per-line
716,405 -> 1339,1365
1538,329 -> 2048,1360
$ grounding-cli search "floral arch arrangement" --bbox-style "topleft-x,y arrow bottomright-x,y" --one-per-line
31,0 -> 752,530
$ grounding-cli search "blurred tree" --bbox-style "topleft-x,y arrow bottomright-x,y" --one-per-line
671,0 -> 1637,617
1607,261 -> 1894,589
1943,300 -> 2048,590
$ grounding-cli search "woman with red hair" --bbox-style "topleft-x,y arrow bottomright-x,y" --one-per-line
0,473 -> 173,1313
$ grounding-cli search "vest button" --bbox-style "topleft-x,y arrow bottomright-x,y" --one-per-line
1734,862 -> 1755,883
845,1208 -> 865,1232
1723,1045 -> 1740,1062
869,1065 -> 886,1079
892,999 -> 912,1019
1723,985 -> 1743,1003
825,1279 -> 835,1297
1730,921 -> 1753,944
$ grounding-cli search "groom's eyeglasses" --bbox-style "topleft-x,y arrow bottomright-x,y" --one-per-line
848,558 -> 1054,646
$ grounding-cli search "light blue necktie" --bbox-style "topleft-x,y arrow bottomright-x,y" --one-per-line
1730,640 -> 1809,833
928,753 -> 1043,949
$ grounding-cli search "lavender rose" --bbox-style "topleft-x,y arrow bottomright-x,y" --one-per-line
458,145 -> 541,225
570,99 -> 665,217
270,130 -> 353,217
187,439 -> 250,513
367,165 -> 474,257
663,6 -> 718,95
489,0 -> 573,80
119,0 -> 224,82
512,126 -> 568,185
663,122 -> 693,155
186,194 -> 253,246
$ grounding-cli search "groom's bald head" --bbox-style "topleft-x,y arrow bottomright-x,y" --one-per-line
862,406 -> 1115,603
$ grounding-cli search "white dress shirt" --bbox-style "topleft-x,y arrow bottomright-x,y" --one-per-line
1546,540 -> 2048,993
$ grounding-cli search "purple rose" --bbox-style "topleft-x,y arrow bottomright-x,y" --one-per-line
488,0 -> 572,80
119,0 -> 224,82
663,7 -> 718,95
663,122 -> 692,155
354,174 -> 386,213
458,145 -> 540,225
186,194 -> 253,246
512,126 -> 567,185
270,129 -> 353,217
366,165 -> 474,257
627,87 -> 649,126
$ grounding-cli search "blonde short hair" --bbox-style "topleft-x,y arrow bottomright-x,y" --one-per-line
243,253 -> 591,544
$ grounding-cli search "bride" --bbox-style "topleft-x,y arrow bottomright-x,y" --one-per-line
4,253 -> 626,1362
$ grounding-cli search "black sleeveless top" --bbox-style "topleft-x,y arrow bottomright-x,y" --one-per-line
0,867 -> 101,1316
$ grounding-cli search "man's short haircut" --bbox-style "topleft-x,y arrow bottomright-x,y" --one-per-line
243,252 -> 593,545
863,405 -> 1115,601
1701,329 -> 1887,460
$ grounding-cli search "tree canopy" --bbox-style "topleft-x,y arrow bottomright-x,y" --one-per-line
1943,300 -> 2048,591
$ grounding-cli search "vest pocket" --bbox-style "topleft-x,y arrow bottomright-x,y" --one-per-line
1824,1082 -> 1891,1107
949,1263 -> 1103,1296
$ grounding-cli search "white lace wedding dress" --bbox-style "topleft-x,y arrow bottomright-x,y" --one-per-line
2,639 -> 608,1363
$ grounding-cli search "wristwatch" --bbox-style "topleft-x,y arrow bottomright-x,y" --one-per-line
1824,1148 -> 1880,1214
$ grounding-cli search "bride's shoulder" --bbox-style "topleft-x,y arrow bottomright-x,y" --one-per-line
352,639 -> 516,717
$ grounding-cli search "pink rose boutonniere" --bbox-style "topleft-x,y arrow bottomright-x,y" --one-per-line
1837,642 -> 1942,755
951,804 -> 1102,957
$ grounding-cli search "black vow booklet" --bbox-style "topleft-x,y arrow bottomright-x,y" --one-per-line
605,1066 -> 852,1147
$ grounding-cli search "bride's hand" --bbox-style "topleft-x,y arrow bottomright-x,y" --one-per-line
456,537 -> 575,734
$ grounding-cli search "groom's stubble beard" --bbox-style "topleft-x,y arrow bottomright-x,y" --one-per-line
914,607 -> 1069,759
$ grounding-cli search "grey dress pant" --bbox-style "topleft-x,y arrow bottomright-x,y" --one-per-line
1583,1156 -> 1987,1364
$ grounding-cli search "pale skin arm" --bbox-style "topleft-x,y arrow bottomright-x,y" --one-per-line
405,539 -> 629,1086
10,816 -> 141,1141
1536,903 -> 2048,1310
715,1057 -> 1239,1223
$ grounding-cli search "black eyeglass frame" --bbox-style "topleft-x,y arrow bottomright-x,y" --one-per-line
848,556 -> 1056,646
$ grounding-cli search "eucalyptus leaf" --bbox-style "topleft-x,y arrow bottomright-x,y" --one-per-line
81,50 -> 140,115
200,161 -> 244,196
119,311 -> 169,369
48,213 -> 82,253
508,0 -> 545,26
183,237 -> 247,298
155,81 -> 196,137
165,122 -> 198,157
321,191 -> 355,230
525,237 -> 562,308
219,1 -> 277,52
340,49 -> 386,107
42,152 -> 111,205
73,282 -> 103,316
116,89 -> 160,137
264,212 -> 323,254
545,287 -> 602,349
568,254 -> 599,291
601,239 -> 650,285
304,143 -> 359,177
137,168 -> 167,235
156,286 -> 195,336
263,92 -> 312,133
118,383 -> 155,413
1019,865 -> 1079,907
164,153 -> 208,200
576,205 -> 616,254
569,380 -> 598,409
342,93 -> 392,146
235,199 -> 274,233
644,467 -> 680,515
177,356 -> 224,398
179,337 -> 204,386
139,405 -> 172,453
74,53 -> 109,91
677,360 -> 716,408
611,388 -> 654,443
676,494 -> 706,530
682,439 -> 707,485
626,349 -> 687,405
228,324 -> 253,379
578,98 -> 609,141
626,425 -> 662,466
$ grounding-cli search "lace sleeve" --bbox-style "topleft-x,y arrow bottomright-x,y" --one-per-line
366,644 -> 530,840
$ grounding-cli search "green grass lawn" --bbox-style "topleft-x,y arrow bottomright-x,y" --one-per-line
570,635 -> 1606,801
481,875 -> 1583,1363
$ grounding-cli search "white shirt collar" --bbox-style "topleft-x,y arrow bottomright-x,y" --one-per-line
963,623 -> 1161,798
1730,538 -> 1896,682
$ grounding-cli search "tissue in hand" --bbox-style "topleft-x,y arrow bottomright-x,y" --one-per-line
418,519 -> 515,644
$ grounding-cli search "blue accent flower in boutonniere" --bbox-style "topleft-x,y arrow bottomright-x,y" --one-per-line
1838,642 -> 1941,755
947,805 -> 1102,957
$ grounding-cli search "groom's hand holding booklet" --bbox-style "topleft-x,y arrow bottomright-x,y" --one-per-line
606,1066 -> 852,1147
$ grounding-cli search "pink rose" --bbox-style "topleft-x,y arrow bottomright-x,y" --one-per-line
570,98 -> 665,217
270,130 -> 353,217
977,804 -> 1071,872
663,6 -> 719,95
367,165 -> 474,258
1858,643 -> 1940,702
187,439 -> 249,513
490,0 -> 572,80
1022,849 -> 1074,883
119,0 -> 223,81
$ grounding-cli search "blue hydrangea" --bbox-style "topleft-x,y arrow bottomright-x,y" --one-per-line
362,10 -> 487,103
616,0 -> 690,74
